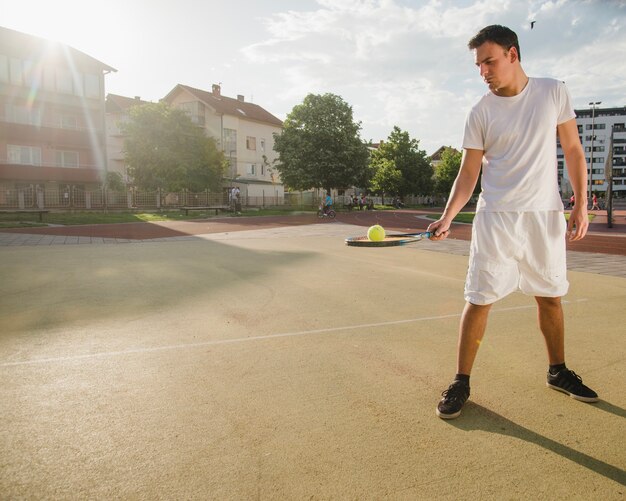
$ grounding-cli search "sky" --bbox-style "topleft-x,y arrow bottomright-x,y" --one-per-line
2,0 -> 625,155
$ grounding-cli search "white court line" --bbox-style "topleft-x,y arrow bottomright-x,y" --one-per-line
0,299 -> 588,368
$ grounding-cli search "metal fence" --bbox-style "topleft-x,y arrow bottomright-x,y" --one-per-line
0,187 -> 298,210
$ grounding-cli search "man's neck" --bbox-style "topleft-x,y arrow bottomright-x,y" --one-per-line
493,70 -> 529,97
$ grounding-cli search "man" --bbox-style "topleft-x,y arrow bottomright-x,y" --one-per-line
428,25 -> 598,420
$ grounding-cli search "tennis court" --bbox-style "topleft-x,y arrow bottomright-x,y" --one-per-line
1,222 -> 624,499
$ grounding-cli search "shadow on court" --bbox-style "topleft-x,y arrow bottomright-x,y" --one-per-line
448,402 -> 626,486
0,238 -> 316,333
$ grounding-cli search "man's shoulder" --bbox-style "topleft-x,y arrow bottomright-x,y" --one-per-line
529,77 -> 566,91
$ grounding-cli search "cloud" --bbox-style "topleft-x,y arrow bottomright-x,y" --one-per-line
241,0 -> 626,153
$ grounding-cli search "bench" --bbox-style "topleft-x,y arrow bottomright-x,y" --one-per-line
0,209 -> 49,221
181,206 -> 230,216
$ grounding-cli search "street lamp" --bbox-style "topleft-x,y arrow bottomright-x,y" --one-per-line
588,101 -> 601,206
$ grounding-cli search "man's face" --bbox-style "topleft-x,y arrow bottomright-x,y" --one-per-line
474,41 -> 516,93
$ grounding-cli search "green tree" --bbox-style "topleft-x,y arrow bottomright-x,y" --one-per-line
122,102 -> 226,191
273,93 -> 370,192
371,126 -> 433,197
369,158 -> 402,203
434,147 -> 462,195
105,171 -> 126,191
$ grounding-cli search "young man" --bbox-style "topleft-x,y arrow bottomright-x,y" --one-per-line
428,25 -> 598,420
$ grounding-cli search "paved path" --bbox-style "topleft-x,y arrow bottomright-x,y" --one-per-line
2,210 -> 626,278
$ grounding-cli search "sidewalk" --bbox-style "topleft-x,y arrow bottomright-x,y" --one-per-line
2,220 -> 626,278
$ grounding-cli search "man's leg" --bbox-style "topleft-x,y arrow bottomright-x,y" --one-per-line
437,301 -> 491,419
535,296 -> 564,365
457,301 -> 492,375
537,296 -> 599,402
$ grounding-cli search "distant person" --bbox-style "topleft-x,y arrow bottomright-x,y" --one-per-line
323,192 -> 333,214
427,25 -> 597,420
233,187 -> 241,214
359,195 -> 366,210
591,193 -> 599,210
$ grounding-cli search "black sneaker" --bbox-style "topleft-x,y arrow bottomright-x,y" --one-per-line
436,380 -> 470,419
547,368 -> 599,402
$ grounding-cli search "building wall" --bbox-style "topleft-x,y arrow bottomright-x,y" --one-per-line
558,106 -> 626,197
0,32 -> 111,192
167,88 -> 282,190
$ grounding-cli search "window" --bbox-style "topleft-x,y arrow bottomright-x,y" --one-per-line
56,69 -> 73,94
7,105 -> 41,126
84,74 -> 99,98
246,136 -> 256,150
10,58 -> 23,85
178,101 -> 205,125
246,163 -> 256,175
23,60 -> 41,88
72,72 -> 84,96
8,145 -> 41,165
43,66 -> 55,91
55,150 -> 79,168
223,128 -> 237,154
0,54 -> 8,83
60,114 -> 78,129
260,139 -> 265,152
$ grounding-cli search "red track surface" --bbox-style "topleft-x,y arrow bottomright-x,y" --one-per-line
2,209 -> 625,256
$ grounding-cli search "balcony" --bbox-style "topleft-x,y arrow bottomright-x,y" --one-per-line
0,161 -> 103,183
0,119 -> 104,149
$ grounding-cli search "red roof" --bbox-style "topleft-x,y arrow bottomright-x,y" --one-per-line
106,94 -> 150,113
163,84 -> 283,127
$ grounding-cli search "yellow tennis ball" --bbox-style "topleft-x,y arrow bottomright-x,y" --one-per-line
367,224 -> 385,242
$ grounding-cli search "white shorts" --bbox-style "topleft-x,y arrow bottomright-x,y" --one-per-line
464,211 -> 569,305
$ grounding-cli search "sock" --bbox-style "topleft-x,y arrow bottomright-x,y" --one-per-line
549,363 -> 566,375
454,373 -> 470,385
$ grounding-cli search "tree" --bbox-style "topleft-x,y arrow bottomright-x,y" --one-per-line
370,126 -> 433,197
434,147 -> 462,195
105,171 -> 126,191
368,158 -> 402,203
273,93 -> 370,192
122,102 -> 226,191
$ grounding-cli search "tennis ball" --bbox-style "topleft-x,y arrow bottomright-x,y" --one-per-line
367,224 -> 386,242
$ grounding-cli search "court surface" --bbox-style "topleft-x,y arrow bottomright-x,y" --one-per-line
1,223 -> 625,499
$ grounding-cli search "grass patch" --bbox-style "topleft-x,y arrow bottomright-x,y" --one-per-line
0,208 -> 318,228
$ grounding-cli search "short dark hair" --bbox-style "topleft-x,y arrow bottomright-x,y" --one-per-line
468,25 -> 521,62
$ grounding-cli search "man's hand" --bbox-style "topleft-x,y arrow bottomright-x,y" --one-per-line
427,217 -> 452,241
567,204 -> 589,241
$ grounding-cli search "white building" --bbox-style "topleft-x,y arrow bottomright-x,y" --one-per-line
558,105 -> 626,199
163,83 -> 284,203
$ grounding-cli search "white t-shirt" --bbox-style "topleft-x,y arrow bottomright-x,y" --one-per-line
462,77 -> 575,212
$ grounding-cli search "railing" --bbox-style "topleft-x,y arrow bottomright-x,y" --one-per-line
0,187 -> 290,210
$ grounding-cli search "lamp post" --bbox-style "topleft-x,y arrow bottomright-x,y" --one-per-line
588,101 -> 601,206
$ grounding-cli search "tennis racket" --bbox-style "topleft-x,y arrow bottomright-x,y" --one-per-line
345,231 -> 432,247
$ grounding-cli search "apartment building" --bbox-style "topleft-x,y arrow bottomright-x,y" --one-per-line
558,105 -> 626,198
105,93 -> 149,183
0,26 -> 115,206
163,83 -> 284,200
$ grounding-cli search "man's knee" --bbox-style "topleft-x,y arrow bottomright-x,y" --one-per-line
535,296 -> 562,308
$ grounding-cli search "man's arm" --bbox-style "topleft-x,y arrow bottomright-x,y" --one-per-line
428,148 -> 483,240
558,118 -> 588,241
